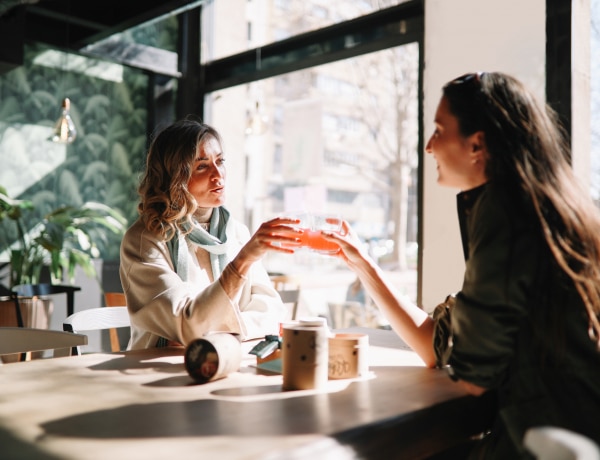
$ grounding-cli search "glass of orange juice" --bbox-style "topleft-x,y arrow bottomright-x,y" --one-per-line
301,213 -> 342,254
278,212 -> 310,250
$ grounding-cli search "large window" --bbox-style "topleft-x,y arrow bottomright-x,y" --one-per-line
201,0 -> 413,62
202,1 -> 421,324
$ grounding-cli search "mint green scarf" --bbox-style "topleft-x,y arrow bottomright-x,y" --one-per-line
167,207 -> 230,281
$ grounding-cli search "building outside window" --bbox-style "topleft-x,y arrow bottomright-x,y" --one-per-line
202,0 -> 419,322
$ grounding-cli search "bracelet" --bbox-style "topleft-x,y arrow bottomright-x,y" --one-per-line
227,262 -> 248,280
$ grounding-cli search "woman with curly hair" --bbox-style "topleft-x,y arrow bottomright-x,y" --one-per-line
323,72 -> 600,458
120,119 -> 300,349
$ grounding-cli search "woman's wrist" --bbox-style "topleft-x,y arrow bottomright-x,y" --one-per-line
227,261 -> 248,280
230,255 -> 252,278
218,262 -> 248,300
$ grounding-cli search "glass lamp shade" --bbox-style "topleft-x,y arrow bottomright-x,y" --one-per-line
51,97 -> 77,144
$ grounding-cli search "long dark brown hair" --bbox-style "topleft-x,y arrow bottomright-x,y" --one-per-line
443,71 -> 600,347
137,118 -> 223,241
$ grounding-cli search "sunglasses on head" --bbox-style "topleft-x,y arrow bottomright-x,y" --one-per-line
449,71 -> 485,86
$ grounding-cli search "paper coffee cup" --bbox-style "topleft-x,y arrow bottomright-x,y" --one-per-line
328,333 -> 369,379
282,324 -> 328,391
185,332 -> 242,384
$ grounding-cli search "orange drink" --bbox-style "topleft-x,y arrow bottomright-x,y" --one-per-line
301,229 -> 340,254
279,212 -> 342,253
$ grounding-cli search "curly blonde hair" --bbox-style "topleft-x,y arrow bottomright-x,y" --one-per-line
137,119 -> 223,241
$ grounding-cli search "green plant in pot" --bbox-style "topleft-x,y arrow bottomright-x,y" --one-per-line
0,185 -> 127,288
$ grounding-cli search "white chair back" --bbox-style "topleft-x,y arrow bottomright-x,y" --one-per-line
524,426 -> 600,460
63,307 -> 130,355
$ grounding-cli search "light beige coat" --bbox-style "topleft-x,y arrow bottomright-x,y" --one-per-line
120,217 -> 285,349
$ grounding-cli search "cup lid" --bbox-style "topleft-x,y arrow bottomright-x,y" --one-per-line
298,316 -> 327,327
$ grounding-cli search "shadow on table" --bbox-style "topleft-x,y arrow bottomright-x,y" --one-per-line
41,392 -> 339,438
39,384 -> 494,460
41,366 -> 494,438
86,350 -> 187,381
0,426 -> 63,460
84,353 -> 285,388
40,367 -> 496,459
41,367 -> 416,439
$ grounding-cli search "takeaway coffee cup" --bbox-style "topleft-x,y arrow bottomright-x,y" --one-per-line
185,332 -> 242,384
281,320 -> 329,391
328,333 -> 369,380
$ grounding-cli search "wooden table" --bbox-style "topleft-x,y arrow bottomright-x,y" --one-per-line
0,328 -> 494,459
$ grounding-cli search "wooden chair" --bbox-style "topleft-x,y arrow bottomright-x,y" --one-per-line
0,284 -> 23,328
524,426 -> 600,460
104,292 -> 127,352
63,306 -> 130,355
0,327 -> 87,359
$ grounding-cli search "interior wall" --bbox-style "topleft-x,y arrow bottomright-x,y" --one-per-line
421,0 -> 546,310
571,0 -> 591,187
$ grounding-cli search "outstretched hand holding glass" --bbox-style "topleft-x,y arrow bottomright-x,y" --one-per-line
281,212 -> 344,254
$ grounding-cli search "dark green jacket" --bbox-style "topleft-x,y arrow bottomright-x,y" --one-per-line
433,182 -> 600,459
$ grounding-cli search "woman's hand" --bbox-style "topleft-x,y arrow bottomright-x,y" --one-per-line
321,221 -> 373,269
456,379 -> 488,396
232,217 -> 302,275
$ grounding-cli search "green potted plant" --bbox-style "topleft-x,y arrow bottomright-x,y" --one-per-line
0,185 -> 127,288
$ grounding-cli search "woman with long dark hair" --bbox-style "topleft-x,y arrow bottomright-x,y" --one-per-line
323,72 -> 600,458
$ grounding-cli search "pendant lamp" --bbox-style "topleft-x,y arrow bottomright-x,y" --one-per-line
51,97 -> 77,144
245,101 -> 268,136
51,0 -> 77,145
245,48 -> 269,136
